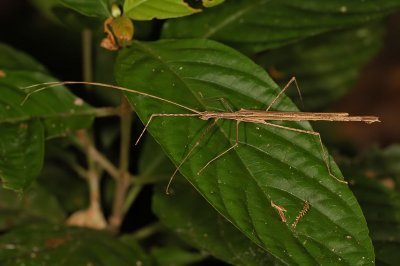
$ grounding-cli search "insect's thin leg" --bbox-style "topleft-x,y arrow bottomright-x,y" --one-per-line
266,76 -> 303,111
263,121 -> 347,184
135,114 -> 162,145
217,98 -> 234,112
166,120 -> 218,194
197,120 -> 240,175
135,113 -> 200,145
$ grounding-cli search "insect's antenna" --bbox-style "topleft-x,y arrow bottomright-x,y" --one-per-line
20,81 -> 201,114
166,120 -> 218,194
266,77 -> 303,111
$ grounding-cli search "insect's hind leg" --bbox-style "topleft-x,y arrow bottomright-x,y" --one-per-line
197,120 -> 240,176
263,121 -> 347,184
165,120 -> 218,194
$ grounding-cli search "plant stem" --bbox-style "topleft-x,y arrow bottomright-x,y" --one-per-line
109,97 -> 133,231
82,28 -> 93,83
77,130 -> 101,209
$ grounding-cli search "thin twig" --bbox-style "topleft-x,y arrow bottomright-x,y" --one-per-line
87,145 -> 120,180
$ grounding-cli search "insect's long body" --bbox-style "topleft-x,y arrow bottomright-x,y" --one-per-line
22,80 -> 380,193
199,109 -> 379,124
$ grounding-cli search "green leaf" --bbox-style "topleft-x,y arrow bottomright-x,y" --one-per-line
0,43 -> 47,73
139,137 -> 276,265
153,182 -> 279,265
347,174 -> 400,265
257,24 -> 384,111
0,120 -> 44,190
115,39 -> 374,264
0,223 -> 146,265
0,71 -> 93,137
124,0 -> 224,21
60,0 -> 122,18
0,44 -> 94,191
162,0 -> 400,53
0,183 -> 65,231
119,234 -> 154,265
150,246 -> 206,266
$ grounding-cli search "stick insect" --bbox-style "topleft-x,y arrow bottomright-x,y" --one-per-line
22,78 -> 380,194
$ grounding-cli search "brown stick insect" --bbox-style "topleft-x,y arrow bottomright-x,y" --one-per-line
22,78 -> 380,194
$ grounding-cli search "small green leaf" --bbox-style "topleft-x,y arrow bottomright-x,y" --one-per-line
162,0 -> 400,53
150,246 -> 207,266
257,24 -> 384,110
0,223 -> 145,265
115,39 -> 374,264
124,0 -> 201,20
0,120 -> 44,190
202,0 -> 225,8
0,183 -> 65,231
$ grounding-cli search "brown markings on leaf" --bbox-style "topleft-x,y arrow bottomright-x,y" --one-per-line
45,234 -> 72,248
100,16 -> 134,51
0,69 -> 5,78
271,201 -> 287,223
291,200 -> 310,229
19,123 -> 28,129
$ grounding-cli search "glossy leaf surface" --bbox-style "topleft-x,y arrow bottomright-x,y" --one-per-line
139,137 -> 276,265
257,24 -> 384,111
162,0 -> 400,53
0,223 -> 146,265
0,43 -> 93,190
115,39 -> 374,264
0,183 -> 65,230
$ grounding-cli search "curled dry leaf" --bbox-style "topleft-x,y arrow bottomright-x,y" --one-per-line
100,16 -> 134,51
66,202 -> 107,230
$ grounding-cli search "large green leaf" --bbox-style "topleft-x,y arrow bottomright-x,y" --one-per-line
138,137 -> 276,265
330,145 -> 400,265
153,182 -> 279,265
342,147 -> 400,266
257,24 -> 384,111
351,176 -> 400,266
0,71 -> 93,137
0,223 -> 147,265
0,183 -> 65,231
115,39 -> 374,264
162,0 -> 400,53
0,120 -> 44,190
0,43 -> 94,190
